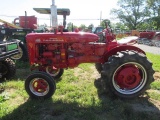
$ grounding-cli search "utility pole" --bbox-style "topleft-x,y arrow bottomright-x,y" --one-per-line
100,11 -> 102,26
51,0 -> 58,28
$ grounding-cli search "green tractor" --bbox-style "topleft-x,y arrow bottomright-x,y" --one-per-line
0,8 -> 70,61
0,40 -> 19,81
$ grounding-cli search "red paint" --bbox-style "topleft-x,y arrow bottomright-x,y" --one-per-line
26,26 -> 145,70
115,65 -> 141,89
14,16 -> 37,29
139,31 -> 156,40
32,79 -> 48,92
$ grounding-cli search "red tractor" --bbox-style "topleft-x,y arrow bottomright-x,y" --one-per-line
24,0 -> 154,99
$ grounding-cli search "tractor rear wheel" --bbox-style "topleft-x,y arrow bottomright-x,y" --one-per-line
0,58 -> 16,80
101,50 -> 154,99
25,71 -> 56,99
95,63 -> 103,74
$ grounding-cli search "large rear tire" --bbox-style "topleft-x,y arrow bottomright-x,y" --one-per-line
95,63 -> 103,74
101,50 -> 154,99
0,58 -> 16,80
25,71 -> 56,99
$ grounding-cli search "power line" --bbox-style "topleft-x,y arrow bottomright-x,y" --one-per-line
0,15 -> 17,18
0,15 -> 102,21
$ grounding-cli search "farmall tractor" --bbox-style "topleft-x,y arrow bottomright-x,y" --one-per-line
24,0 -> 154,99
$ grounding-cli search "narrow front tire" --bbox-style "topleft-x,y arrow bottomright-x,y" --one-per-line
25,71 -> 56,99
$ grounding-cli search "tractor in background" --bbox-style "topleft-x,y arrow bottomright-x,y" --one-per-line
92,26 -> 104,42
0,15 -> 37,61
24,0 -> 154,100
92,19 -> 116,43
0,40 -> 19,81
136,31 -> 160,47
0,8 -> 70,61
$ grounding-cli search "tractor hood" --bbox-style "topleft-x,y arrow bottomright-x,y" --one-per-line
26,32 -> 99,43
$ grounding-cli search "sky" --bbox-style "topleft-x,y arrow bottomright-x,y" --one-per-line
0,0 -> 118,27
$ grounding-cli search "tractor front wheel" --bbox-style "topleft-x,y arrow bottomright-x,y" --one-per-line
25,71 -> 56,99
102,51 -> 154,99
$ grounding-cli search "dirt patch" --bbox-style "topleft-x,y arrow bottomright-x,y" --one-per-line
149,98 -> 160,110
154,72 -> 160,81
73,66 -> 100,80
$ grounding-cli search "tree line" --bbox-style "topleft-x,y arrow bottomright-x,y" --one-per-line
67,0 -> 160,31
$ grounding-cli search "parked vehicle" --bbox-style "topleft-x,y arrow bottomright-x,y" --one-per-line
137,31 -> 160,47
92,26 -> 104,42
0,40 -> 19,80
24,0 -> 154,100
0,8 -> 70,61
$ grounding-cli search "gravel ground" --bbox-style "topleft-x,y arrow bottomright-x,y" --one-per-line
134,44 -> 160,55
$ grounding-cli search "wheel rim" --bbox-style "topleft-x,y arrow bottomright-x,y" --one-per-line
29,78 -> 49,96
46,66 -> 60,77
113,62 -> 147,95
11,46 -> 23,60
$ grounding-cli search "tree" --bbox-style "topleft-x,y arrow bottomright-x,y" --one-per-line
110,0 -> 150,30
146,0 -> 160,30
88,24 -> 94,30
112,22 -> 129,33
67,22 -> 77,31
146,0 -> 160,16
79,24 -> 86,31
100,19 -> 111,28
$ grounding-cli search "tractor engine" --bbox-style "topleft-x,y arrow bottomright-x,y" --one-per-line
36,43 -> 66,67
33,42 -> 106,68
26,32 -> 107,69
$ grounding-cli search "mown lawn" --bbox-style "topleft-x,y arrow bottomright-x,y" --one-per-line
0,53 -> 160,120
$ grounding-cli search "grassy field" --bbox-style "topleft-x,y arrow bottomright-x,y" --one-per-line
146,53 -> 160,72
0,53 -> 160,120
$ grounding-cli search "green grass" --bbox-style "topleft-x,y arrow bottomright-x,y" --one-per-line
0,53 -> 160,120
151,81 -> 160,90
148,91 -> 160,101
146,52 -> 160,72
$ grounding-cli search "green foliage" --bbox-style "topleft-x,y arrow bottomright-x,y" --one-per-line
146,52 -> 160,72
79,24 -> 87,31
149,16 -> 160,30
88,24 -> 94,29
67,22 -> 78,31
100,19 -> 111,29
110,0 -> 150,30
146,0 -> 160,16
151,81 -> 160,90
148,91 -> 160,101
0,93 -> 9,103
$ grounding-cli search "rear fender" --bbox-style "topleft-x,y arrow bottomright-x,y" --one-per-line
103,45 -> 145,62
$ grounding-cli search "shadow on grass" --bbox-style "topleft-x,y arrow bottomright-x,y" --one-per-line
94,77 -> 160,120
1,76 -> 160,120
1,98 -> 105,120
1,93 -> 160,120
